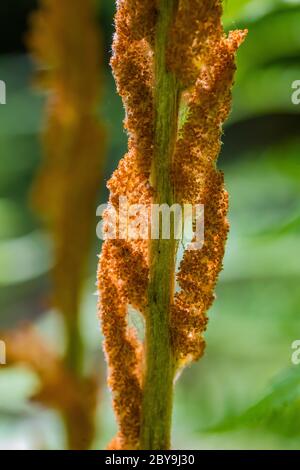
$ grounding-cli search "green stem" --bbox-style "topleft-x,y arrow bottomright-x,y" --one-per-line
140,0 -> 180,450
65,311 -> 83,376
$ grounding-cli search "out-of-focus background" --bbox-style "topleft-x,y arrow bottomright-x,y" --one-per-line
0,0 -> 300,450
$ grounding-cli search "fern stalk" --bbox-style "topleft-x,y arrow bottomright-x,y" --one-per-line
140,0 -> 180,450
98,0 -> 246,450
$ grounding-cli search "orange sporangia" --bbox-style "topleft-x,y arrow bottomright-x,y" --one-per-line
170,8 -> 247,367
97,1 -> 155,449
98,0 -> 247,449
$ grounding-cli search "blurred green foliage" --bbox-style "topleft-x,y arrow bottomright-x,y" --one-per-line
0,0 -> 300,449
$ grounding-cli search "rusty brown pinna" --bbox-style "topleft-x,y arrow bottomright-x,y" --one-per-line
98,0 -> 247,450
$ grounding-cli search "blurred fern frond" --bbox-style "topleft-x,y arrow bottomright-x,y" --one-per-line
0,0 -> 106,450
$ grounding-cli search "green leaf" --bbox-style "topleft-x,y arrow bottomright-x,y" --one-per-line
207,367 -> 300,437
231,65 -> 300,122
223,0 -> 300,26
235,9 -> 300,79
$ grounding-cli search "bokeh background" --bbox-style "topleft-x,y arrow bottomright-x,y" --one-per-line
0,0 -> 300,450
